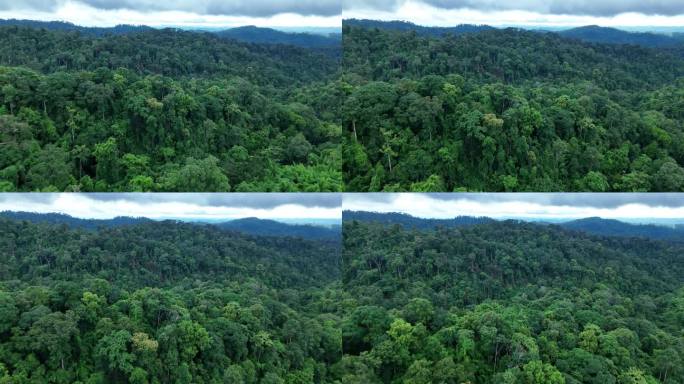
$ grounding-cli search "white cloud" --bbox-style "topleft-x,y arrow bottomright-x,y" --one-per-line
343,0 -> 684,27
0,0 -> 341,28
0,193 -> 342,221
343,193 -> 684,220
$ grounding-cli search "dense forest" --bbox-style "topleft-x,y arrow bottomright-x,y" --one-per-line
343,211 -> 684,241
344,20 -> 684,50
0,217 -> 346,383
2,211 -> 683,383
341,217 -> 684,383
0,211 -> 341,240
0,24 -> 342,192
342,21 -> 684,191
0,20 -> 341,49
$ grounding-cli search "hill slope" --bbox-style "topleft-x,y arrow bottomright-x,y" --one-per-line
560,216 -> 684,240
558,25 -> 684,48
0,217 -> 344,382
343,210 -> 494,228
341,219 -> 684,383
344,19 -> 493,36
343,20 -> 684,50
342,22 -> 684,192
0,24 -> 342,192
0,19 -> 342,49
0,211 -> 152,229
0,211 -> 340,240
216,217 -> 340,240
343,211 -> 684,241
216,25 -> 340,48
0,19 -> 153,35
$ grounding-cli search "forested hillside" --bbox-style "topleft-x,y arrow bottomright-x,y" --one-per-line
0,25 -> 342,192
0,19 -> 341,49
558,26 -> 684,49
343,211 -> 684,241
0,19 -> 153,36
216,26 -> 341,49
341,219 -> 684,383
0,211 -> 341,240
343,210 -> 493,228
0,218 -> 346,382
216,217 -> 341,240
342,22 -> 684,191
344,19 -> 494,37
560,217 -> 684,241
344,20 -> 684,51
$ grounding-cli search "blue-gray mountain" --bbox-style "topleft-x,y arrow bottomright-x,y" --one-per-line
0,19 -> 340,49
343,211 -> 684,241
344,19 -> 684,51
0,211 -> 340,240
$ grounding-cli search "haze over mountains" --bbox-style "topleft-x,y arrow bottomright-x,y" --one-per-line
343,211 -> 684,241
0,211 -> 340,240
0,19 -> 341,49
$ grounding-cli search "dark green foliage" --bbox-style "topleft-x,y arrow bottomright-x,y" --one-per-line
341,218 -> 684,383
0,19 -> 154,36
0,218 -> 345,383
344,211 -> 684,241
342,23 -> 684,191
0,212 -> 341,240
0,19 -> 341,50
344,20 -> 684,50
344,19 -> 495,37
0,211 -> 153,229
0,26 -> 342,191
0,26 -> 336,84
343,210 -> 494,228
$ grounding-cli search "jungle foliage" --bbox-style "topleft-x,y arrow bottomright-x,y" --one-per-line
0,218 -> 345,383
0,26 -> 342,191
341,218 -> 684,383
342,23 -> 684,191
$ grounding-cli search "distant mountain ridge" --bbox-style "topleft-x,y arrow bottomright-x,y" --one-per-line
344,19 -> 684,50
559,216 -> 684,241
343,211 -> 494,228
344,19 -> 494,36
0,211 -> 152,229
343,211 -> 684,241
0,211 -> 340,240
216,25 -> 340,48
558,25 -> 684,48
6,18 -> 681,50
0,19 -> 340,48
215,217 -> 340,240
0,19 -> 152,36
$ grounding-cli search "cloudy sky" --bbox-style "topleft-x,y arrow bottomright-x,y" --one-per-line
0,193 -> 341,223
343,0 -> 684,28
344,193 -> 684,223
0,0 -> 341,28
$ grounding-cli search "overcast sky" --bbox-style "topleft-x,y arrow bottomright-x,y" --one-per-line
343,0 -> 684,28
0,193 -> 341,222
344,193 -> 684,222
0,0 -> 341,28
